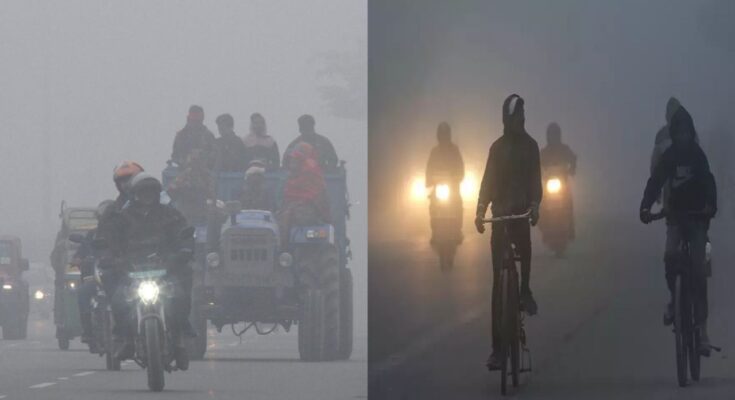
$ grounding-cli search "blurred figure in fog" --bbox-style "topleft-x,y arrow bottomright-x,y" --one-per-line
171,105 -> 216,167
283,114 -> 339,171
279,142 -> 331,244
241,160 -> 276,211
212,113 -> 248,173
243,113 -> 280,170
425,122 -> 465,269
167,149 -> 213,225
540,122 -> 577,239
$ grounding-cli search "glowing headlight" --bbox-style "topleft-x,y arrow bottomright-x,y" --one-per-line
137,281 -> 160,304
436,184 -> 450,201
2,284 -> 12,290
460,171 -> 478,199
67,281 -> 76,290
410,177 -> 427,201
546,178 -> 562,194
279,252 -> 294,268
34,290 -> 45,300
206,252 -> 220,268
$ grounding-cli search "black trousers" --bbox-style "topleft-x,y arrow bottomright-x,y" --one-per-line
491,220 -> 531,352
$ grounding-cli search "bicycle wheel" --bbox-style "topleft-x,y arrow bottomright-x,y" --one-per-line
509,269 -> 520,388
499,269 -> 509,395
689,300 -> 701,382
674,277 -> 687,387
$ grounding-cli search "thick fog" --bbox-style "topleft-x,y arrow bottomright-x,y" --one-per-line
1,0 -> 366,332
369,0 -> 735,236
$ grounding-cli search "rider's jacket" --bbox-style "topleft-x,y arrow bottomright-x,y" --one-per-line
478,129 -> 542,216
642,142 -> 717,216
540,143 -> 576,175
425,142 -> 465,194
108,202 -> 192,272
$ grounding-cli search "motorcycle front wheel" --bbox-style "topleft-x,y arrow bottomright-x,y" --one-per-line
144,319 -> 165,392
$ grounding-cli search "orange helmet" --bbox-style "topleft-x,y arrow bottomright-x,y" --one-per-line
112,161 -> 144,191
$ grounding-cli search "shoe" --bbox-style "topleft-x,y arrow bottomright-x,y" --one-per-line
663,302 -> 674,326
181,320 -> 198,338
113,337 -> 134,361
486,352 -> 502,371
174,336 -> 190,371
698,325 -> 711,357
521,289 -> 538,316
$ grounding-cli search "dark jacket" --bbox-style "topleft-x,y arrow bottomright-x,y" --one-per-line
212,133 -> 248,173
108,203 -> 192,272
540,143 -> 576,175
171,123 -> 216,166
283,133 -> 339,171
478,132 -> 542,216
73,229 -> 97,279
642,143 -> 717,216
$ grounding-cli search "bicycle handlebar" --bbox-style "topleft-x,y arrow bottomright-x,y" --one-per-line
648,209 -> 712,222
482,210 -> 532,224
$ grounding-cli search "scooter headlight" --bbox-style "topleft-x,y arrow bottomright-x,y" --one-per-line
2,284 -> 12,290
34,289 -> 45,300
137,281 -> 160,304
206,252 -> 220,268
436,184 -> 450,201
278,252 -> 293,268
546,178 -> 562,194
67,281 -> 76,290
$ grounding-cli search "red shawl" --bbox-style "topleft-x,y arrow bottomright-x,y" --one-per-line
284,143 -> 326,203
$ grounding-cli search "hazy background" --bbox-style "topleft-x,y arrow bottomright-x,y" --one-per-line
369,0 -> 735,238
0,0 -> 366,331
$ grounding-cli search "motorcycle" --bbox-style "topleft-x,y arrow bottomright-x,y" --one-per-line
538,165 -> 574,257
428,181 -> 463,271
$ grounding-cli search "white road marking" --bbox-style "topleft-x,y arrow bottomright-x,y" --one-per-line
29,382 -> 57,389
228,341 -> 239,347
57,377 -> 69,380
8,343 -> 18,348
73,371 -> 95,377
0,394 -> 7,399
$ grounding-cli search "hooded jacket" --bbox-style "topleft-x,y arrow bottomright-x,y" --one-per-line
477,95 -> 543,216
642,106 -> 717,216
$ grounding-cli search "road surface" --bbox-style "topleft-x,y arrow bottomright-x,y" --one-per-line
0,315 -> 366,399
369,216 -> 735,399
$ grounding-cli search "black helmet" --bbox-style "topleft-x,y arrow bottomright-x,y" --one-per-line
95,199 -> 115,218
128,173 -> 162,205
437,122 -> 451,144
546,122 -> 561,144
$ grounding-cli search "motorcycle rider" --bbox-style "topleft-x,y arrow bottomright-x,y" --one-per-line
425,122 -> 465,262
283,114 -> 339,171
640,105 -> 716,355
474,94 -> 542,370
171,105 -> 216,167
243,113 -> 280,170
74,200 -> 115,352
106,174 -> 195,368
213,113 -> 248,173
540,122 -> 577,238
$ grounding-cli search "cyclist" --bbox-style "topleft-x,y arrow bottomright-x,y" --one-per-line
640,105 -> 717,355
475,94 -> 542,370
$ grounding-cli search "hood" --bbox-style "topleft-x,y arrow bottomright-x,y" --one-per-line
502,94 -> 526,136
665,97 -> 681,124
669,106 -> 697,144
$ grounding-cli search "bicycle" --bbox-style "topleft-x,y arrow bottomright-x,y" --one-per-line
648,210 -> 721,387
482,211 -> 533,395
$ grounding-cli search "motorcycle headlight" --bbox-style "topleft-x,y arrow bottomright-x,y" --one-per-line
2,284 -> 12,290
410,177 -> 427,202
67,281 -> 76,290
546,178 -> 562,194
278,252 -> 293,268
137,281 -> 160,304
34,290 -> 45,300
436,184 -> 450,201
206,252 -> 220,268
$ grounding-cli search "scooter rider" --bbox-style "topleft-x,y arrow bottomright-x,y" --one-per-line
106,173 -> 195,368
475,94 -> 542,370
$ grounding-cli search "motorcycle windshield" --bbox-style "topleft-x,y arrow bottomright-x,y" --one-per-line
128,269 -> 166,280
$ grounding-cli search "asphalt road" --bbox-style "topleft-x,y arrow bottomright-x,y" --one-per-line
369,215 -> 735,399
0,315 -> 366,399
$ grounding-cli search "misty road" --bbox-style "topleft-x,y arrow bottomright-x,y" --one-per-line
369,217 -> 735,399
0,318 -> 366,400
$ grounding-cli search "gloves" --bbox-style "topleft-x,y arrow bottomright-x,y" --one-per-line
475,214 -> 486,234
639,208 -> 652,224
529,204 -> 540,227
